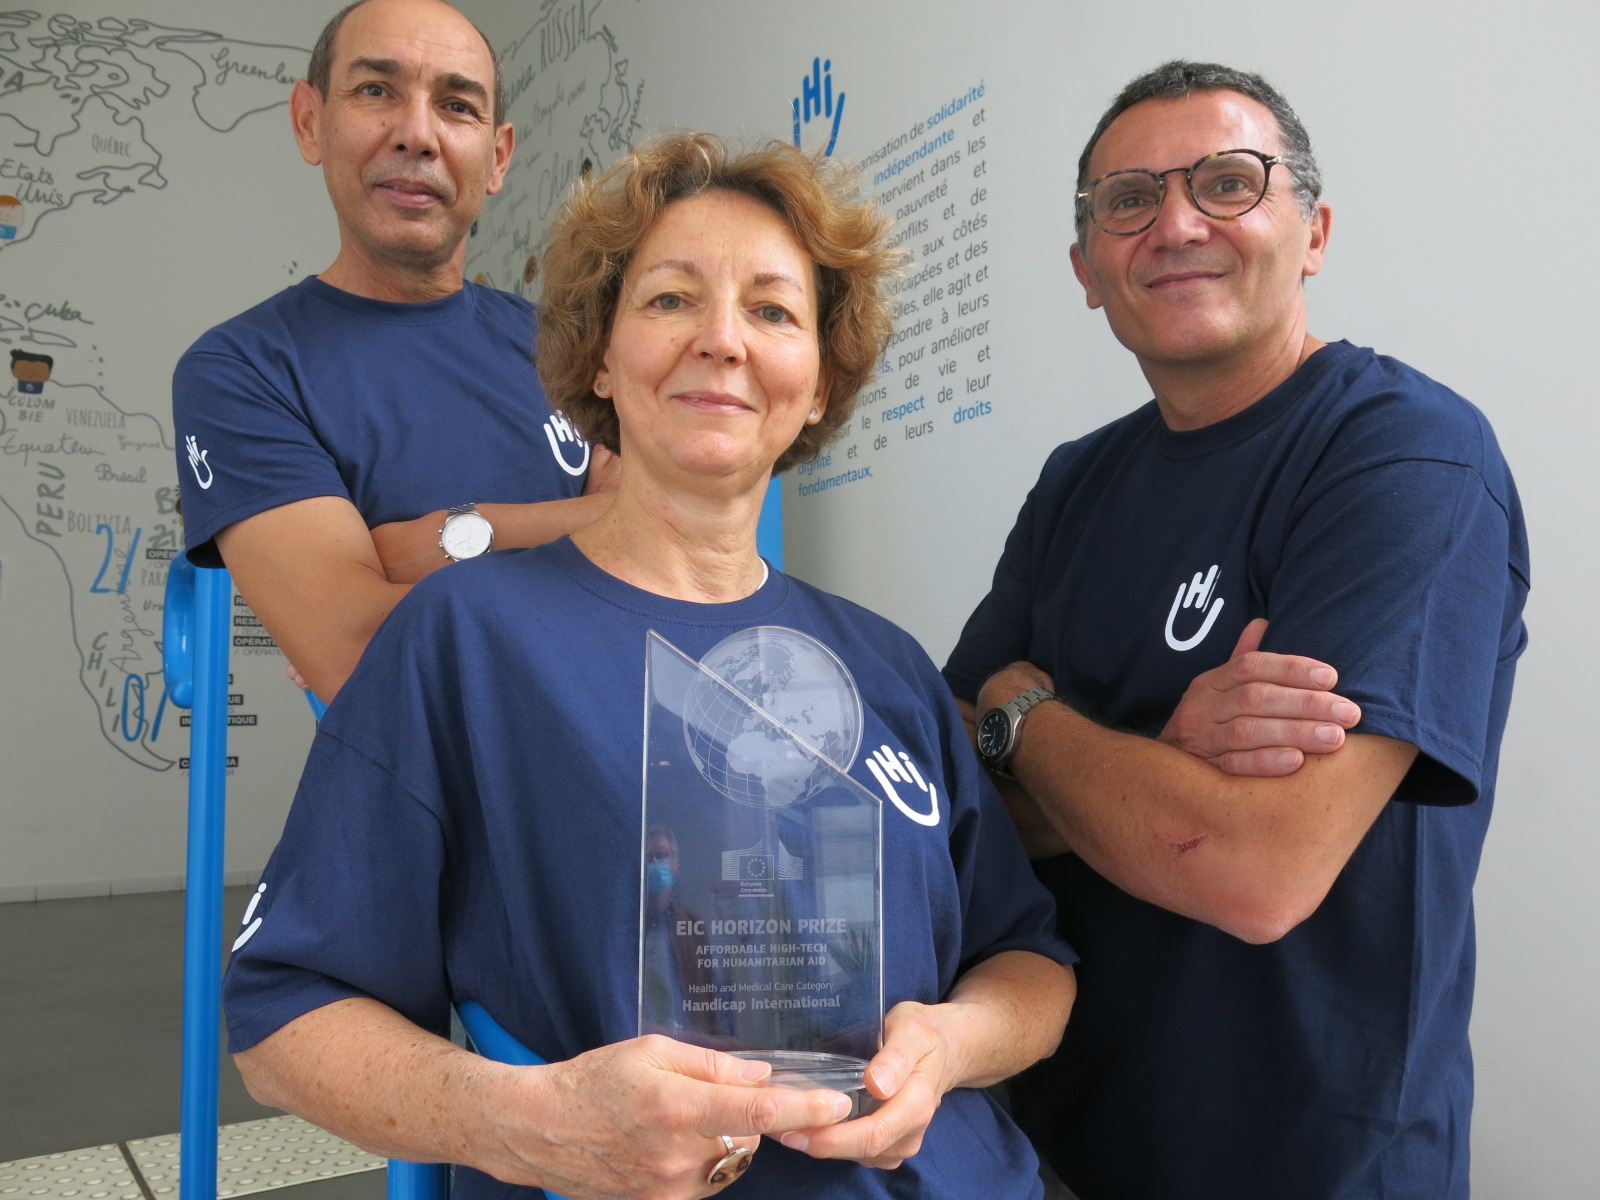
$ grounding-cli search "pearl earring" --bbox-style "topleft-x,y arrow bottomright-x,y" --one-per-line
595,381 -> 609,396
806,408 -> 820,424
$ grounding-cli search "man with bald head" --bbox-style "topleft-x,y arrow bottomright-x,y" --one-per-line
174,0 -> 612,703
945,61 -> 1528,1197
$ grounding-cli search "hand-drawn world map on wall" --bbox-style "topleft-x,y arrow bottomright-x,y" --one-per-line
0,9 -> 305,770
464,0 -> 642,297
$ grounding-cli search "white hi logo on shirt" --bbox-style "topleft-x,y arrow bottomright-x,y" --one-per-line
1164,564 -> 1225,651
185,435 -> 214,489
232,882 -> 266,951
543,412 -> 591,476
865,744 -> 940,827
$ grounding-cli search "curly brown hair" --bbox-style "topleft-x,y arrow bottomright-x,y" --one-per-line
536,132 -> 900,474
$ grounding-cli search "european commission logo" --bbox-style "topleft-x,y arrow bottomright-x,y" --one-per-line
792,56 -> 845,157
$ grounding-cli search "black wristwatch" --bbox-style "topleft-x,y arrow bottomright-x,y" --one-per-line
439,503 -> 494,561
976,686 -> 1056,776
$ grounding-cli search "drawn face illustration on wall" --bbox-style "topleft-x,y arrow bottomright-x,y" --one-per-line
11,351 -> 54,393
0,196 -> 21,241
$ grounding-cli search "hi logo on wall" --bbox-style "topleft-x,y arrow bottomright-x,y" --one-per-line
792,56 -> 845,157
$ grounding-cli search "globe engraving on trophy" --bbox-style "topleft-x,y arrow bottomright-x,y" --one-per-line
681,626 -> 864,808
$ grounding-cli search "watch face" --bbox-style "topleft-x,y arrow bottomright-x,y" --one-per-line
976,709 -> 1009,760
442,511 -> 493,559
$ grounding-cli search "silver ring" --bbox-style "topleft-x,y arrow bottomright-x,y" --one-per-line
707,1134 -> 754,1188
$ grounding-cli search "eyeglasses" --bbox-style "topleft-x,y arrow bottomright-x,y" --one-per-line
1076,149 -> 1289,236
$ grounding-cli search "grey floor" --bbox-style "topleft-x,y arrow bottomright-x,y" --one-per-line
0,886 -> 382,1200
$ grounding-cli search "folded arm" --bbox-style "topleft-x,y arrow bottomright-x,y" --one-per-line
218,457 -> 617,701
953,617 -> 1363,862
976,661 -> 1416,943
1157,618 -> 1361,776
217,496 -> 403,703
237,997 -> 853,1200
365,494 -> 614,585
366,445 -> 620,585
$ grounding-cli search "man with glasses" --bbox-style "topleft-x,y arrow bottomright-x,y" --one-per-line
945,61 -> 1528,1198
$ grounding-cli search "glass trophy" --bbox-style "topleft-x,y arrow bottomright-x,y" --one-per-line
640,627 -> 883,1112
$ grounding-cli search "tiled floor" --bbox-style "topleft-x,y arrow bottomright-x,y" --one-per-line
0,888 -> 383,1200
128,1114 -> 384,1198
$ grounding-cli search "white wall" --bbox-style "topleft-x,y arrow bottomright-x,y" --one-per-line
1,0 -> 1591,1190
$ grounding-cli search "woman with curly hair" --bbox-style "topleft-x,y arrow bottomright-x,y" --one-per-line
224,133 -> 1075,1200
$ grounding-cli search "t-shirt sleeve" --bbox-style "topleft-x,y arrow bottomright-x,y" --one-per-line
172,346 -> 350,568
222,729 -> 452,1052
1263,456 -> 1526,806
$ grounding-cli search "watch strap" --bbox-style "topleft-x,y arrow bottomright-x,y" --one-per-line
982,685 -> 1056,776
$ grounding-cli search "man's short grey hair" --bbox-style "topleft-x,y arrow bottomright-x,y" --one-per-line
1074,60 -> 1322,243
307,0 -> 506,127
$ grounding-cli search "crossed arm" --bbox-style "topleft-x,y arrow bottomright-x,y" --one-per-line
237,949 -> 1071,1197
960,619 -> 1416,943
216,447 -> 618,702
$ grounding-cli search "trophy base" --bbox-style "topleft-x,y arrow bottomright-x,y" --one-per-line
730,1050 -> 880,1118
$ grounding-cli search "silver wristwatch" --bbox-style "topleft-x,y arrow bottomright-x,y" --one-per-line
976,686 -> 1056,776
438,503 -> 494,562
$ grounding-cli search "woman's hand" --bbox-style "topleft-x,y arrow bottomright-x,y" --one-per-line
238,1002 -> 853,1200
480,1034 -> 855,1200
766,951 -> 1073,1172
772,1001 -> 963,1170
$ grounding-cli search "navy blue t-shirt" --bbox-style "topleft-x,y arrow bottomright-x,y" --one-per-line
944,342 -> 1529,1199
225,538 -> 1075,1200
172,278 -> 589,567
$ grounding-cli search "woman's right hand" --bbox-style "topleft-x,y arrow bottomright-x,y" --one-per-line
476,1035 -> 854,1200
